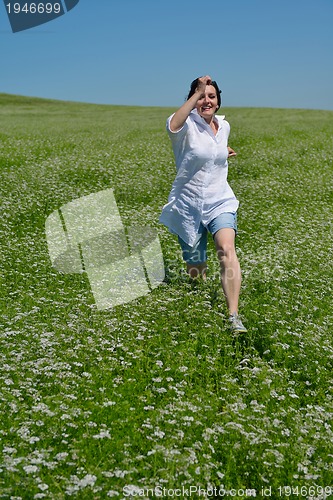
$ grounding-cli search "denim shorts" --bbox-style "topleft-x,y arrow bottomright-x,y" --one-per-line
178,212 -> 237,264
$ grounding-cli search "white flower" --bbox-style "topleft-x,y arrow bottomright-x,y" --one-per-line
38,483 -> 49,491
154,430 -> 165,438
23,465 -> 38,474
155,387 -> 167,394
77,474 -> 97,488
93,429 -> 111,439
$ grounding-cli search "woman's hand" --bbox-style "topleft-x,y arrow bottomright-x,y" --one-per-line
195,75 -> 212,97
228,147 -> 237,157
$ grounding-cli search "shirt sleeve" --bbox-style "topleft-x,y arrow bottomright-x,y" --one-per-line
223,120 -> 231,140
166,113 -> 189,142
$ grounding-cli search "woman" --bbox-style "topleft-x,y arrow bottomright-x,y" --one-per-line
160,75 -> 247,333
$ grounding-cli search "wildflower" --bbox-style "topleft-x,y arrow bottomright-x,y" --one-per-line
93,429 -> 111,439
23,465 -> 38,474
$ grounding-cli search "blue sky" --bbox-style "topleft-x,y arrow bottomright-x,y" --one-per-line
1,0 -> 332,110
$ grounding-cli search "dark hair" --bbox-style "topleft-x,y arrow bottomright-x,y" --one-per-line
187,77 -> 222,109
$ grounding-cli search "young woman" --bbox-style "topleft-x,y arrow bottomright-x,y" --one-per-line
160,75 -> 247,333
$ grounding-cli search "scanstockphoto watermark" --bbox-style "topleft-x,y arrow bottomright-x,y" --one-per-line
123,484 -> 333,498
166,249 -> 292,284
45,188 -> 165,311
123,485 -> 258,497
3,0 -> 80,33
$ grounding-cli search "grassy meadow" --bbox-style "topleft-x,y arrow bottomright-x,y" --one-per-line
0,94 -> 332,498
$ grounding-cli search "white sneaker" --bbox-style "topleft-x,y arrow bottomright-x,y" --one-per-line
229,313 -> 247,333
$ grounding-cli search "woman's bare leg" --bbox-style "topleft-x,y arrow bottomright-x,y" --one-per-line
213,228 -> 241,314
186,262 -> 207,280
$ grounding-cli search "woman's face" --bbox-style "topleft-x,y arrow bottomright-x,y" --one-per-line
195,85 -> 219,121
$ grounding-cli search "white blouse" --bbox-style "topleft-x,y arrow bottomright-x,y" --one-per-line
159,109 -> 239,247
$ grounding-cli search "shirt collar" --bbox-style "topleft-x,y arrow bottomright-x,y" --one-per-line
190,108 -> 225,127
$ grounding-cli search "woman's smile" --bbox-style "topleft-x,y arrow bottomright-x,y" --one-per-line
196,84 -> 219,121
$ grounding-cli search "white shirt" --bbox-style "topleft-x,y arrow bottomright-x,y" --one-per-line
159,109 -> 239,246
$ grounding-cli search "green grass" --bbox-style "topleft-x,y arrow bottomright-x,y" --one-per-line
0,93 -> 332,498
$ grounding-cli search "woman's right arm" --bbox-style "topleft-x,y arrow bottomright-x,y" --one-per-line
169,75 -> 212,132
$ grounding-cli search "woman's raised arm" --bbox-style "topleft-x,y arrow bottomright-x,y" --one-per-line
169,75 -> 212,132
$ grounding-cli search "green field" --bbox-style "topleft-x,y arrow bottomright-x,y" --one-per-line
0,94 -> 332,499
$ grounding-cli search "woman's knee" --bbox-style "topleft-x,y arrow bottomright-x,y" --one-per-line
215,242 -> 236,262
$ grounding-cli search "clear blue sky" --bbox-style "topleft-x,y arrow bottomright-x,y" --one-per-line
1,0 -> 332,110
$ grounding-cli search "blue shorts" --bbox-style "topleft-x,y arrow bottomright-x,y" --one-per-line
178,212 -> 237,264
